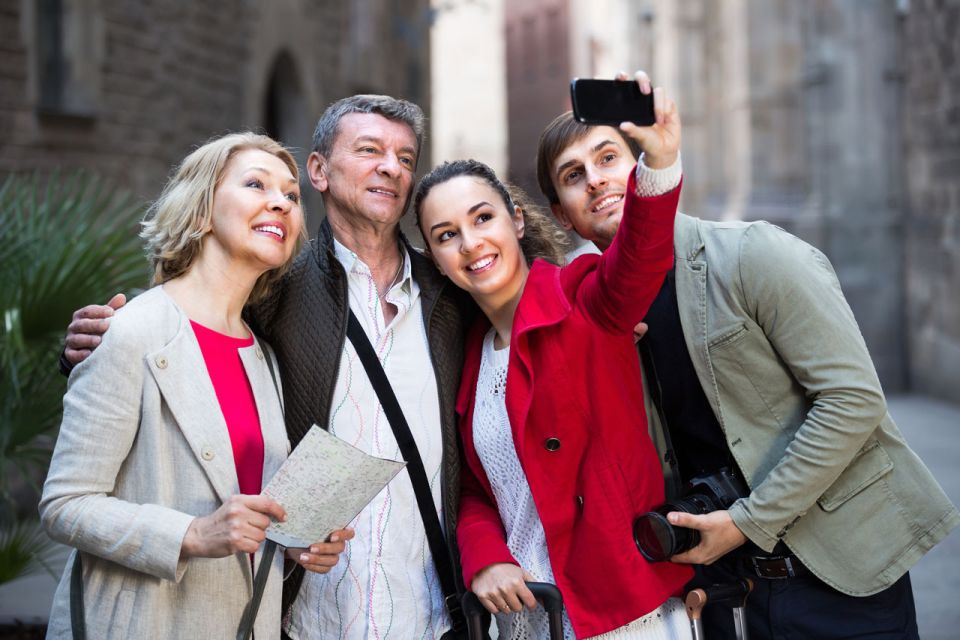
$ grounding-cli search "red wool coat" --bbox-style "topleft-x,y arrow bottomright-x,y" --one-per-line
455,173 -> 692,639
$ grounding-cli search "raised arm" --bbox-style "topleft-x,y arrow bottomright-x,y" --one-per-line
578,76 -> 682,333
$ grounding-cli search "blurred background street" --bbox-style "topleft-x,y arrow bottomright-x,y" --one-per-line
1,0 -> 957,636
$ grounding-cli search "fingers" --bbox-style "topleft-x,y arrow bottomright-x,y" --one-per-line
667,511 -> 703,530
501,585 -> 528,613
633,321 -> 649,342
223,496 -> 283,552
653,86 -> 666,125
65,301 -> 119,365
66,314 -> 111,344
106,293 -> 127,310
327,527 -> 355,543
518,570 -> 539,610
614,70 -> 652,94
294,539 -> 349,574
243,494 -> 287,524
63,348 -> 93,365
633,70 -> 652,94
72,302 -> 118,323
471,564 -> 535,614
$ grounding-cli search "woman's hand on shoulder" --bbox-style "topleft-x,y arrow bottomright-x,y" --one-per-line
180,494 -> 287,559
471,563 -> 538,614
286,527 -> 355,574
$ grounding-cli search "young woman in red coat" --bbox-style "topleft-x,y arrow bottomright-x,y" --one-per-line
413,84 -> 692,639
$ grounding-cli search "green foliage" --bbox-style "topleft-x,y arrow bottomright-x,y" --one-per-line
0,519 -> 61,584
0,171 -> 149,584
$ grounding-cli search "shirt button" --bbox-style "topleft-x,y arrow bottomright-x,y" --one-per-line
544,437 -> 561,452
255,347 -> 264,360
575,495 -> 584,511
155,356 -> 168,369
201,447 -> 215,461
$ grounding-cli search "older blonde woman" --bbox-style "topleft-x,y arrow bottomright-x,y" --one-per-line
40,133 -> 350,639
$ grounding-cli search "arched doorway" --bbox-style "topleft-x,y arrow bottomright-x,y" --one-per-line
263,51 -> 320,233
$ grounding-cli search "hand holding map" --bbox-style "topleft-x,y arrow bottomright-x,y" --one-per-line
262,424 -> 406,548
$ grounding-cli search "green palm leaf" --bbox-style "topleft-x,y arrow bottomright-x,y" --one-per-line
0,171 -> 148,585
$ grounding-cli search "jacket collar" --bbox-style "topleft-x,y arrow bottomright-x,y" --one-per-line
671,212 -> 726,427
512,259 -> 571,337
674,213 -> 704,262
145,290 -> 289,503
454,259 -> 569,417
313,216 -> 447,300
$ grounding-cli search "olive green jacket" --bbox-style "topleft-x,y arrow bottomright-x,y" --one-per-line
643,213 -> 959,596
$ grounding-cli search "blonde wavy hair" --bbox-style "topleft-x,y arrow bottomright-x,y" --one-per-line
140,132 -> 307,302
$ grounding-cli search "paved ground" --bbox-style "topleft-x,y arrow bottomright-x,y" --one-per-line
2,394 -> 958,637
887,396 -> 960,639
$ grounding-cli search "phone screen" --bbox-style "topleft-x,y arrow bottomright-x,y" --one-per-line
570,79 -> 655,126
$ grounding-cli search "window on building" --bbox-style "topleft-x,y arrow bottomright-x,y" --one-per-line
34,0 -> 102,118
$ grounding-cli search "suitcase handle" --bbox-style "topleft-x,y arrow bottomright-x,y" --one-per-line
462,581 -> 564,640
685,577 -> 753,612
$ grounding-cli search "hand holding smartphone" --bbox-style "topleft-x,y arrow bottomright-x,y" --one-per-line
570,79 -> 655,127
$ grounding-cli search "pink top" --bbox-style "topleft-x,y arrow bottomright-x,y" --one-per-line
191,321 -> 264,495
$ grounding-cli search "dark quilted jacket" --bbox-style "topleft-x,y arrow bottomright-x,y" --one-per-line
245,218 -> 473,616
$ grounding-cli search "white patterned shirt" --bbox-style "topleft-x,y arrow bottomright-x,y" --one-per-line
284,239 -> 449,640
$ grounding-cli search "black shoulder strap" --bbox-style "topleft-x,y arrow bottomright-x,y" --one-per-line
236,540 -> 278,640
345,310 -> 465,634
70,552 -> 86,640
236,336 -> 282,640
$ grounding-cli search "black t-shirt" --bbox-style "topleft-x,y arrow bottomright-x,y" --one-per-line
640,270 -> 737,483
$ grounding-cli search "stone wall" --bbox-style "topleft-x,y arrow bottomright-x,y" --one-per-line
0,0 -> 431,235
902,0 -> 960,402
504,0 -> 571,199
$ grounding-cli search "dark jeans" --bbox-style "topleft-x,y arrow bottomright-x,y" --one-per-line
691,560 -> 919,640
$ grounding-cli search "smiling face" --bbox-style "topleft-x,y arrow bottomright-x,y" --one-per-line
549,126 -> 637,250
206,148 -> 303,274
419,175 -> 528,311
308,112 -> 418,232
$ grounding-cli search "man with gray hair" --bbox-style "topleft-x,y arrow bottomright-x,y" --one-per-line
62,95 -> 471,640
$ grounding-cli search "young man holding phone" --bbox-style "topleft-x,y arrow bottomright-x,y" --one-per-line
535,70 -> 958,639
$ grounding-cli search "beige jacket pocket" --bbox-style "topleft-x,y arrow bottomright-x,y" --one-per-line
817,440 -> 894,512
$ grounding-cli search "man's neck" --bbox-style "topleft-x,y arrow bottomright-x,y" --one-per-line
329,216 -> 405,324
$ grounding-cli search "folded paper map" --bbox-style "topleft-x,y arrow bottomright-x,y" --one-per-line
263,424 -> 406,548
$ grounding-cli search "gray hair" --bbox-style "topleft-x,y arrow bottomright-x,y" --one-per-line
311,94 -> 425,164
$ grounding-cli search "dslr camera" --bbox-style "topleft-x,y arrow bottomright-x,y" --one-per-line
633,467 -> 748,562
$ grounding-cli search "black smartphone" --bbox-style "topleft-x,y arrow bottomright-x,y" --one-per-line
570,78 -> 655,126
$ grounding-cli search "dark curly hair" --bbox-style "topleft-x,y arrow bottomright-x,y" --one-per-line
413,159 -> 569,266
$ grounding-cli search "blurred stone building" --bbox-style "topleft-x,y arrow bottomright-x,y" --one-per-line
503,0 -> 959,404
0,0 -> 432,235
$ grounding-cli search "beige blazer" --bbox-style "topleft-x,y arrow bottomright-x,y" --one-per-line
40,286 -> 289,639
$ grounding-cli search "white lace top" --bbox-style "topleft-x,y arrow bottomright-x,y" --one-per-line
473,329 -> 577,640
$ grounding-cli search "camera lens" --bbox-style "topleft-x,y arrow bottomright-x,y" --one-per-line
633,496 -> 713,562
633,511 -> 680,562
